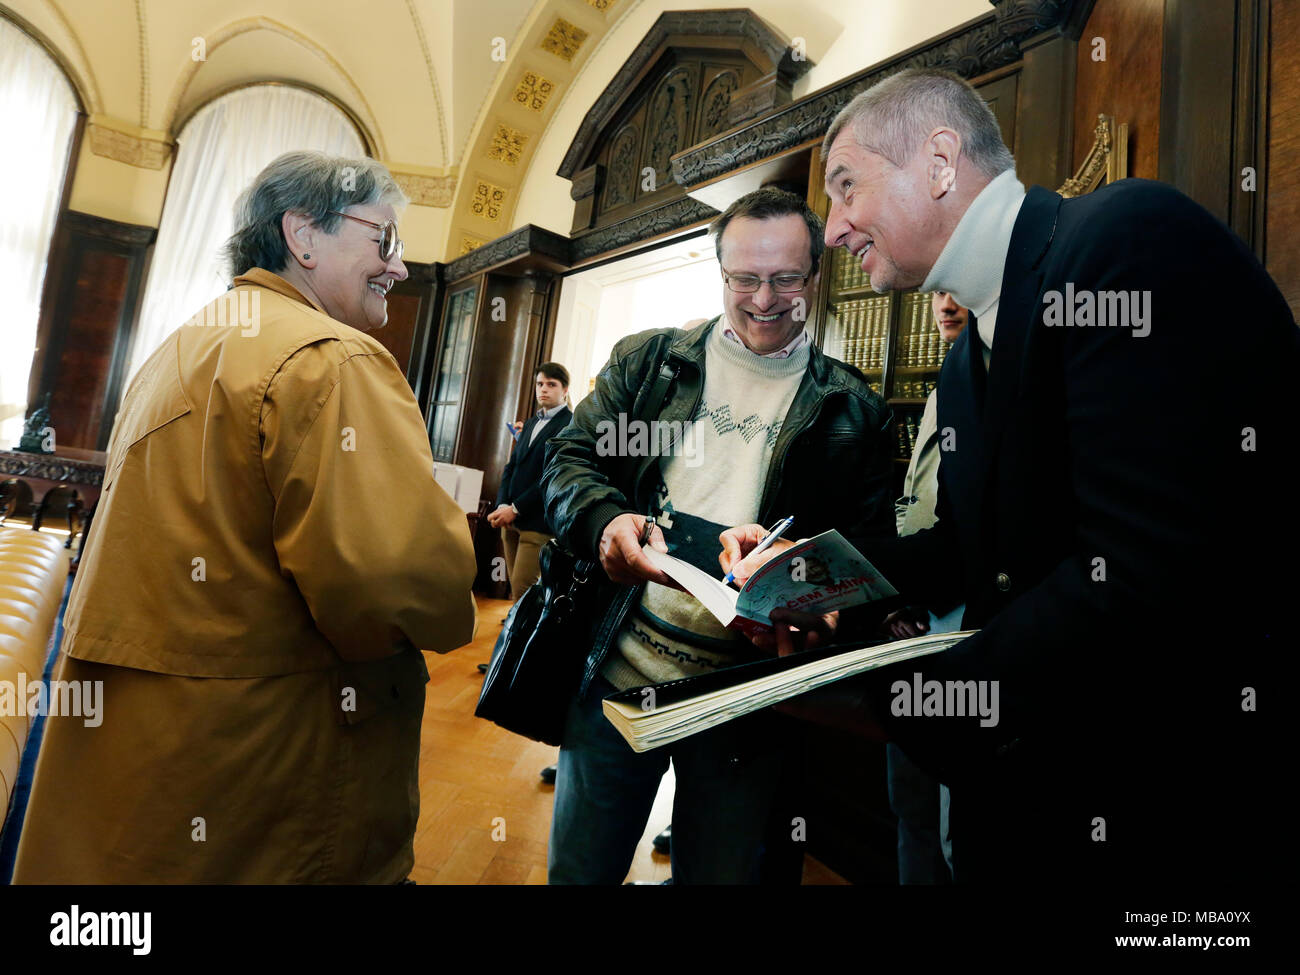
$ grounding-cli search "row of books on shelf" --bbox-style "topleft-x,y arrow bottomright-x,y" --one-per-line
895,377 -> 938,400
831,247 -> 870,292
895,293 -> 949,368
896,414 -> 921,456
830,296 -> 892,370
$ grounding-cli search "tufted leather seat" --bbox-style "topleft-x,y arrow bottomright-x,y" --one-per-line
0,527 -> 68,815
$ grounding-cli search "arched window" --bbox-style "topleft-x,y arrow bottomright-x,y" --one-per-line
0,17 -> 78,447
127,85 -> 366,380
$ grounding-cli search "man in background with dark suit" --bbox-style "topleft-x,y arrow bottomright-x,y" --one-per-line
487,362 -> 572,600
724,67 -> 1295,884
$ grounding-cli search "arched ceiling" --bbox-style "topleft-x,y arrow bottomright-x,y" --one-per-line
1,0 -> 993,255
0,0 -> 537,178
445,0 -> 992,261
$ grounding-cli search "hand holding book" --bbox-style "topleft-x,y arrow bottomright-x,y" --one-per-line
641,529 -> 897,638
606,530 -> 972,752
764,606 -> 840,655
597,512 -> 674,587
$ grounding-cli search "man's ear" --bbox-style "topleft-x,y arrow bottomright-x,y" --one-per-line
925,128 -> 963,200
282,211 -> 317,268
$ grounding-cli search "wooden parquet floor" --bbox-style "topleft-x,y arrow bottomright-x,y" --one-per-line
412,596 -> 846,885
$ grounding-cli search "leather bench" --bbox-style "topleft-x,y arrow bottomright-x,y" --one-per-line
0,527 -> 68,815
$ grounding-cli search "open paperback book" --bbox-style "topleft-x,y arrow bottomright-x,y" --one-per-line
602,629 -> 978,753
640,528 -> 899,638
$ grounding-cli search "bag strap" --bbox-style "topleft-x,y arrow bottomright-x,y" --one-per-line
611,341 -> 678,506
638,356 -> 678,423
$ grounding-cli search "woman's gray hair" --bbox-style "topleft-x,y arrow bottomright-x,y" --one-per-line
821,68 -> 1015,180
223,150 -> 407,279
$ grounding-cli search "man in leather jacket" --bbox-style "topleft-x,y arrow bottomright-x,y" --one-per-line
540,186 -> 895,884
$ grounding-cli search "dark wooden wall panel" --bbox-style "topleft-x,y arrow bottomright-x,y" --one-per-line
448,271 -> 555,596
1015,35 -> 1074,191
53,247 -> 130,448
1159,0 -> 1250,226
1158,0 -> 1270,248
30,211 -> 155,451
1267,0 -> 1300,317
453,273 -> 555,500
1074,0 -> 1163,181
368,259 -> 442,393
371,291 -> 419,373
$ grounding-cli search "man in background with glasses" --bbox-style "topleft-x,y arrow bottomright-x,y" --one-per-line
541,186 -> 896,884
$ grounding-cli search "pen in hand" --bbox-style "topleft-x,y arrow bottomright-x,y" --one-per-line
638,515 -> 657,546
723,515 -> 794,586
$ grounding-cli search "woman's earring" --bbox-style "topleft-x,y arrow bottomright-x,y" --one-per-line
303,253 -> 311,260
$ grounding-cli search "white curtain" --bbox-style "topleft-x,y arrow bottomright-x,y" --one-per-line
0,18 -> 78,448
127,85 -> 365,381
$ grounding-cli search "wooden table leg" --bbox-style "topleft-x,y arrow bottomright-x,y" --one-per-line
64,490 -> 83,549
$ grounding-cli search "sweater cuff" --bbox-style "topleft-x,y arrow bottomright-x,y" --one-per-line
579,500 -> 634,560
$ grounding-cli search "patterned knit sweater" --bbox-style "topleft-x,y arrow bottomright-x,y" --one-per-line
603,323 -> 809,690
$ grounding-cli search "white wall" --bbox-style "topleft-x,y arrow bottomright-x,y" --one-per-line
552,235 -> 722,407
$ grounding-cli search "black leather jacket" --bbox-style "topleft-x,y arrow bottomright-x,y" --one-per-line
541,318 -> 895,698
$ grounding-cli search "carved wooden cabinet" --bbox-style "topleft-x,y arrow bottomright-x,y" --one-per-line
560,9 -> 812,249
427,283 -> 479,464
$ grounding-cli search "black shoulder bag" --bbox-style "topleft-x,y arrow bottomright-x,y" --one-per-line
474,356 -> 678,745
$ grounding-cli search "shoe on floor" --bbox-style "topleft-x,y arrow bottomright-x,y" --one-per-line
652,824 -> 671,855
540,764 -> 557,785
477,662 -> 488,673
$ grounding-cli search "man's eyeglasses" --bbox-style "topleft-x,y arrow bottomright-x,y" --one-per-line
328,210 -> 404,263
721,269 -> 811,294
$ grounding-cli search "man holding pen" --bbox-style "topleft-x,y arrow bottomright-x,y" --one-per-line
720,68 -> 1292,883
540,186 -> 895,884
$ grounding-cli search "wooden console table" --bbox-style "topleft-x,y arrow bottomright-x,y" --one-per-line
0,447 -> 107,558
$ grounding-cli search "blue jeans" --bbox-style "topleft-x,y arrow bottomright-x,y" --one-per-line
887,743 -> 952,883
548,677 -> 795,884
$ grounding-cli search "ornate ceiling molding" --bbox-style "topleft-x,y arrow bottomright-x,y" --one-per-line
558,8 -> 812,180
86,115 -> 173,170
388,164 -> 457,208
671,0 -> 1074,189
441,0 -> 619,262
541,17 -> 589,62
134,0 -> 150,127
158,16 -> 388,158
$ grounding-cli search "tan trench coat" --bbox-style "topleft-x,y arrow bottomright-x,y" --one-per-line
13,269 -> 477,883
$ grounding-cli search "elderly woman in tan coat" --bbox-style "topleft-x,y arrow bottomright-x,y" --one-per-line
13,151 -> 477,883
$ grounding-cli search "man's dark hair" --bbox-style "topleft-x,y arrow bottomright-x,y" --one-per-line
537,362 -> 569,388
711,186 -> 826,275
